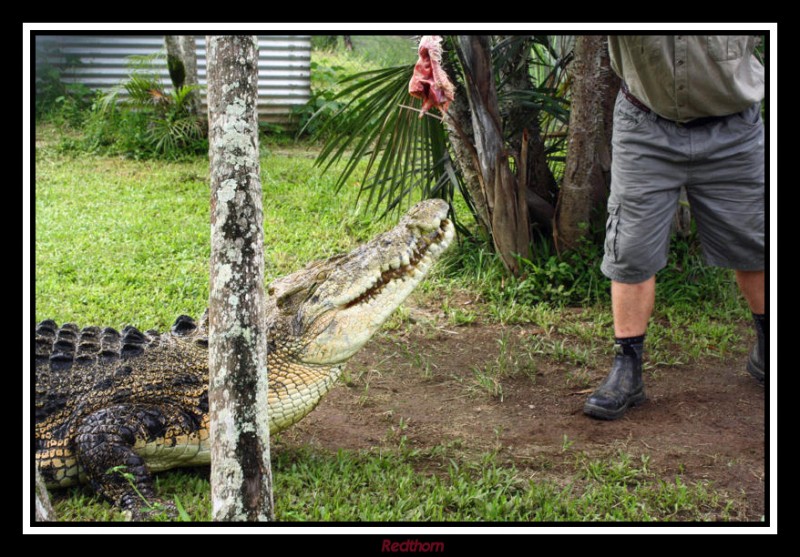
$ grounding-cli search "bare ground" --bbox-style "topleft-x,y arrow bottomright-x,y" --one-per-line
279,299 -> 766,521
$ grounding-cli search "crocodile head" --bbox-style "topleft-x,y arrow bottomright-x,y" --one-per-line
266,199 -> 454,366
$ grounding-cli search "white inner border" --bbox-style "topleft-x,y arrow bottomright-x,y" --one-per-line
23,22 -> 777,535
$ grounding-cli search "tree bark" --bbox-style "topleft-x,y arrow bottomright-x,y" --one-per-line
165,35 -> 202,116
455,35 -> 530,275
343,35 -> 354,51
206,35 -> 273,522
555,35 -> 619,252
35,467 -> 56,522
444,86 -> 490,238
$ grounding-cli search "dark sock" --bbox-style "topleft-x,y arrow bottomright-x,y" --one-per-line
615,334 -> 645,358
752,313 -> 767,338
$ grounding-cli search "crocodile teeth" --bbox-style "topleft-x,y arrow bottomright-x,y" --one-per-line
345,214 -> 453,310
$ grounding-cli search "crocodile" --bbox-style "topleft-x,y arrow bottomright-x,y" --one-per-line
35,199 -> 454,514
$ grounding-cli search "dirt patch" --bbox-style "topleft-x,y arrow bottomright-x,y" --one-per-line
280,306 -> 766,521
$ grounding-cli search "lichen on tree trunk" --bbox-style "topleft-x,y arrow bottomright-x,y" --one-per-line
206,35 -> 273,522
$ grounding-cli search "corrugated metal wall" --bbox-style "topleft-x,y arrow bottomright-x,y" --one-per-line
35,35 -> 312,125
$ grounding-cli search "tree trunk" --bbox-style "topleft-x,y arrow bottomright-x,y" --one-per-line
455,35 -> 530,275
343,35 -> 354,51
206,35 -> 273,522
165,35 -> 202,117
555,35 -> 619,252
35,467 -> 56,521
444,83 -> 490,238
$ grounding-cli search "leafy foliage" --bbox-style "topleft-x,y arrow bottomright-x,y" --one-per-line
443,232 -> 608,308
440,225 -> 742,313
296,37 -> 418,141
292,60 -> 347,137
312,65 -> 461,222
35,48 -> 94,127
311,35 -> 573,234
74,55 -> 207,159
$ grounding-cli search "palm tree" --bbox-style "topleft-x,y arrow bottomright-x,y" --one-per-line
312,35 -> 617,276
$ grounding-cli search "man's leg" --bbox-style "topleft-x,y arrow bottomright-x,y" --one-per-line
583,278 -> 654,420
736,270 -> 766,383
588,91 -> 687,421
682,100 -> 765,384
612,277 -> 656,337
735,270 -> 764,314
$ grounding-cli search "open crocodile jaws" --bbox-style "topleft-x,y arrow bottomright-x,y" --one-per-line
35,200 -> 454,511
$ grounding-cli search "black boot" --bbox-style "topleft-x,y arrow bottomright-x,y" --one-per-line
747,314 -> 766,384
584,343 -> 646,420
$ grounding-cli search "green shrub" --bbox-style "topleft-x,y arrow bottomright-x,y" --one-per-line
74,56 -> 207,160
443,226 -> 741,313
511,234 -> 608,306
35,54 -> 94,127
296,37 -> 417,140
293,61 -> 347,138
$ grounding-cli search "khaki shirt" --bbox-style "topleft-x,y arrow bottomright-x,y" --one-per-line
608,36 -> 764,122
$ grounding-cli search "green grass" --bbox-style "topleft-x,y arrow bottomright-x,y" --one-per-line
52,469 -> 211,522
51,444 -> 732,522
34,139 -> 393,329
311,35 -> 417,83
469,331 -> 541,399
35,153 -> 210,328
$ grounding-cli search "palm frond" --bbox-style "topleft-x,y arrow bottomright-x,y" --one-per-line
314,64 -> 462,221
171,85 -> 201,110
124,73 -> 164,107
313,35 -> 576,232
94,88 -> 121,117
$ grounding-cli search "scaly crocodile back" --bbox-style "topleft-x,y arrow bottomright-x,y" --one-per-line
35,317 -> 209,485
35,315 -> 341,488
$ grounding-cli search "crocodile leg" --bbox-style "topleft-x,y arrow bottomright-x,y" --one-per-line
75,404 -> 184,516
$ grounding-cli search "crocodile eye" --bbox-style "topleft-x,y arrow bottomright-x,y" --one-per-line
315,271 -> 328,282
276,294 -> 292,310
277,285 -> 312,310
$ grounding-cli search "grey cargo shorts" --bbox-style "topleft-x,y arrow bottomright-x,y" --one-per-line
601,91 -> 765,284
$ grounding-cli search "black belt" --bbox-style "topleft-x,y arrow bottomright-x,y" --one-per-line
620,83 -> 735,128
